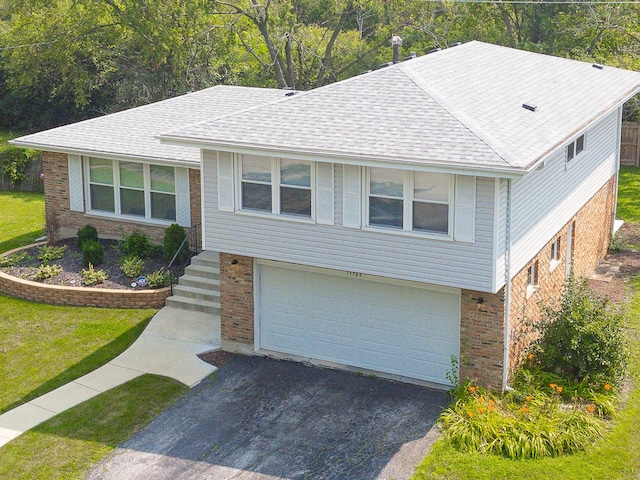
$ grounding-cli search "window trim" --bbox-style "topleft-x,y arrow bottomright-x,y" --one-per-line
236,155 -> 316,222
84,157 -> 178,225
550,237 -> 561,272
566,133 -> 586,162
526,260 -> 539,298
364,167 -> 453,238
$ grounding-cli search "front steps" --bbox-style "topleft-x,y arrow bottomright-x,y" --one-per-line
165,251 -> 221,314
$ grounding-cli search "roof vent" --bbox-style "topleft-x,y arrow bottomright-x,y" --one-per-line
522,102 -> 537,112
360,69 -> 372,75
592,63 -> 604,70
285,91 -> 297,97
403,52 -> 417,61
450,42 -> 462,47
378,62 -> 394,69
427,47 -> 442,54
391,35 -> 403,64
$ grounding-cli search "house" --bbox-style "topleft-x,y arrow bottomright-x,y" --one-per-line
13,41 -> 640,390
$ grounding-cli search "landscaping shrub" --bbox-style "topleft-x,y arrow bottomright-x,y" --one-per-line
163,223 -> 187,263
123,230 -> 152,259
33,263 -> 62,280
37,244 -> 67,264
81,263 -> 108,286
0,251 -> 26,267
146,267 -> 171,288
77,224 -> 98,248
528,278 -> 628,386
81,240 -> 104,267
120,255 -> 144,278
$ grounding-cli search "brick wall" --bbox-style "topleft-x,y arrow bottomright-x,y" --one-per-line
0,268 -> 170,308
43,152 -> 201,244
219,253 -> 254,347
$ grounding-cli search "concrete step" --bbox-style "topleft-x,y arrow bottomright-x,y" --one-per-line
190,252 -> 220,269
184,264 -> 220,280
172,284 -> 220,302
178,275 -> 220,290
165,296 -> 220,314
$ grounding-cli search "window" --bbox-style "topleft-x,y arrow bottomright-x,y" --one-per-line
566,134 -> 586,161
240,155 -> 312,218
87,158 -> 176,222
527,260 -> 539,298
550,237 -> 561,271
367,167 -> 451,235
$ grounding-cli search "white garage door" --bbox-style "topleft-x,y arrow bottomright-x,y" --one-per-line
257,264 -> 460,386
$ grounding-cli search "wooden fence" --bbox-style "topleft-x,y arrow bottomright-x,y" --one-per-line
0,155 -> 43,192
621,122 -> 640,167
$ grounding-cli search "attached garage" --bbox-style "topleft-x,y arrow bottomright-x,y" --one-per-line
256,262 -> 461,386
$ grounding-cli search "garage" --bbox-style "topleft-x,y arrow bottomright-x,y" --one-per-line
256,263 -> 460,386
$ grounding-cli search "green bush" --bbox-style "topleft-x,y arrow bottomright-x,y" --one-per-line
0,251 -> 27,267
146,267 -> 171,288
81,263 -> 108,286
529,278 -> 628,385
0,145 -> 40,185
33,263 -> 62,280
81,240 -> 104,267
120,255 -> 144,278
77,224 -> 98,248
123,230 -> 152,259
37,244 -> 67,264
163,223 -> 187,263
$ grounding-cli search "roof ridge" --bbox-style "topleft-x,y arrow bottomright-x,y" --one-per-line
397,60 -> 516,168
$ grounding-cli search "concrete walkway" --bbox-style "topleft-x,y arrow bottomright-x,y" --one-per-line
0,306 -> 221,448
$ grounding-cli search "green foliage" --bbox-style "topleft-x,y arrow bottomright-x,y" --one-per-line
33,263 -> 62,280
163,223 -> 187,263
81,239 -> 104,267
37,244 -> 67,264
0,144 -> 40,185
120,255 -> 144,278
81,263 -> 108,286
146,267 -> 171,288
123,229 -> 152,259
439,381 -> 606,460
76,224 -> 98,248
529,278 -> 628,386
0,250 -> 26,267
609,232 -> 627,252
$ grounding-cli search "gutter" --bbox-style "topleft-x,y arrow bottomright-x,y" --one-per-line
502,178 -> 513,390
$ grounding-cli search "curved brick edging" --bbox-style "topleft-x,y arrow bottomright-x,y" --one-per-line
0,243 -> 171,309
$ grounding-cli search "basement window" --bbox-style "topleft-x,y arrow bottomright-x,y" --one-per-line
550,237 -> 561,272
527,260 -> 539,298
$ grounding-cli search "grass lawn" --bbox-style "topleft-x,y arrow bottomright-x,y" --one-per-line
617,167 -> 640,223
0,191 -> 45,253
0,375 -> 187,480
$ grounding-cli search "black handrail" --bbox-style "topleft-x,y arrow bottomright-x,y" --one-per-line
168,223 -> 202,287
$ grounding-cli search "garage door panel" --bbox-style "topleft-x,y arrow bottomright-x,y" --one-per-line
259,265 -> 460,385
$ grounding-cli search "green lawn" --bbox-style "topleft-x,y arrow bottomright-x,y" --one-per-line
0,191 -> 188,479
0,191 -> 45,252
618,167 -> 640,223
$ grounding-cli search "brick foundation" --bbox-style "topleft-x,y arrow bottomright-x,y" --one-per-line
220,253 -> 254,349
43,151 -> 201,243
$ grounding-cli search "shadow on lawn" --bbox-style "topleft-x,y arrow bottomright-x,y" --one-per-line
0,230 -> 44,254
0,316 -> 154,415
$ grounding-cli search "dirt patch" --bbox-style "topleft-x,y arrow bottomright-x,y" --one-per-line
198,350 -> 235,368
1,238 -> 169,290
588,222 -> 640,303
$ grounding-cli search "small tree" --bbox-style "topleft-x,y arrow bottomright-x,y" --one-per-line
529,278 -> 628,385
77,224 -> 98,248
163,223 -> 187,263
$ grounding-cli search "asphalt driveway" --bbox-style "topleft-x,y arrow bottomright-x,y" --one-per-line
86,355 -> 449,480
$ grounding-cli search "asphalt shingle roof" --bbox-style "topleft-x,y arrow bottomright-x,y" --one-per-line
11,86 -> 286,165
162,41 -> 640,173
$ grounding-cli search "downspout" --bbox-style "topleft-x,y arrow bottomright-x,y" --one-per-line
502,178 -> 513,390
613,105 -> 623,232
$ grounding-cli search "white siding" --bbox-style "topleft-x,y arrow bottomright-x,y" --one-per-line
505,109 -> 620,284
203,151 -> 497,291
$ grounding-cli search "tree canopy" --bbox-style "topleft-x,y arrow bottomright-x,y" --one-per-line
0,0 -> 638,130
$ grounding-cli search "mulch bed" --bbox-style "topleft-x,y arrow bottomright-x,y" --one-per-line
1,238 -> 169,290
588,222 -> 640,303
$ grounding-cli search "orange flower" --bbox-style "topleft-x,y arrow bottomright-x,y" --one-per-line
489,399 -> 495,407
468,386 -> 477,392
468,411 -> 474,418
488,405 -> 495,412
477,396 -> 484,403
528,353 -> 535,360
556,386 -> 563,393
587,404 -> 596,414
604,383 -> 612,391
550,383 -> 557,390
479,407 -> 485,414
521,406 -> 529,413
525,395 -> 532,402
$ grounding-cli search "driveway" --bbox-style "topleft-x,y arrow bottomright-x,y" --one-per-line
86,355 -> 449,480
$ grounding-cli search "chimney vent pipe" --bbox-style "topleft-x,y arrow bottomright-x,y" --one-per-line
391,35 -> 402,64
